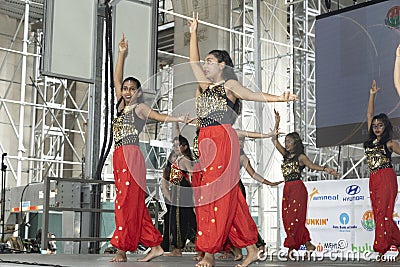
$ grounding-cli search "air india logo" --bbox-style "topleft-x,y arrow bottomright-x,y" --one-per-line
361,210 -> 375,231
385,6 -> 400,29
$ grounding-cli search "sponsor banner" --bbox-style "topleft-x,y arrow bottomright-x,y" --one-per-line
278,177 -> 400,255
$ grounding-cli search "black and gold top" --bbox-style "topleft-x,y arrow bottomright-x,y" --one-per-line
195,82 -> 238,128
169,162 -> 189,185
113,106 -> 145,148
365,141 -> 392,173
193,135 -> 199,160
281,155 -> 305,182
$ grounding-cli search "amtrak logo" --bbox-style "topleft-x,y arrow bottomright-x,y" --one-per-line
345,185 -> 360,195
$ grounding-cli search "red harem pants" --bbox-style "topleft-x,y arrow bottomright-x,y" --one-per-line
110,145 -> 162,251
282,180 -> 311,250
369,167 -> 400,254
195,124 -> 258,254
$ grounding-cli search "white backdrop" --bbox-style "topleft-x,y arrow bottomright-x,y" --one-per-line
278,178 -> 400,259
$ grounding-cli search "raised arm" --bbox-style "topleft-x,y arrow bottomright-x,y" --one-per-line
271,109 -> 286,156
114,33 -> 128,101
173,122 -> 181,138
394,44 -> 400,96
225,79 -> 297,102
240,155 -> 284,186
188,13 -> 209,94
367,80 -> 379,131
298,154 -> 339,177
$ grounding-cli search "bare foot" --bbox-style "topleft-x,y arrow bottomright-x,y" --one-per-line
137,246 -> 164,262
258,245 -> 266,259
193,251 -> 204,261
305,241 -> 316,251
304,241 -> 316,260
376,252 -> 383,262
235,244 -> 258,267
196,252 -> 215,267
109,250 -> 127,262
217,251 -> 234,260
231,247 -> 243,261
163,248 -> 182,257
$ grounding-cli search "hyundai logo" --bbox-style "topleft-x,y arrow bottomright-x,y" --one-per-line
345,185 -> 360,195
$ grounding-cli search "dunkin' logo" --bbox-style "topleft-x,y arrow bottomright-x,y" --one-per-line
385,6 -> 400,29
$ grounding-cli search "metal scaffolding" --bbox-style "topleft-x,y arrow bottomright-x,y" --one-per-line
292,0 -> 331,181
0,0 -> 364,253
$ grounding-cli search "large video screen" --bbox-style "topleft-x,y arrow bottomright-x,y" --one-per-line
316,0 -> 400,147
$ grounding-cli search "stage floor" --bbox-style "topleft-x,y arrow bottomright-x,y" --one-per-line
0,253 -> 397,267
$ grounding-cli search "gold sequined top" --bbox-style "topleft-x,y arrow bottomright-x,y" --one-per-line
196,82 -> 237,128
281,155 -> 305,182
169,162 -> 189,185
193,135 -> 199,160
113,108 -> 145,148
365,142 -> 392,173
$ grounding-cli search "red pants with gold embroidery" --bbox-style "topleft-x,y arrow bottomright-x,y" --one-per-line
195,125 -> 258,254
370,167 -> 400,254
282,180 -> 311,250
110,145 -> 162,251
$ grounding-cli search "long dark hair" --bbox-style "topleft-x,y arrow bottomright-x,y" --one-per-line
163,150 -> 177,181
284,132 -> 305,159
208,50 -> 241,115
363,113 -> 393,148
116,76 -> 144,111
173,135 -> 194,161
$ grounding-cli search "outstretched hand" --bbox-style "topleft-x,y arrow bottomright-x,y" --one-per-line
178,113 -> 190,124
324,167 -> 340,178
118,33 -> 128,53
370,80 -> 380,95
187,12 -> 199,33
272,180 -> 284,186
278,91 -> 298,102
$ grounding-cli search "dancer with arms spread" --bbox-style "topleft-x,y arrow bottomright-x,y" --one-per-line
188,13 -> 297,267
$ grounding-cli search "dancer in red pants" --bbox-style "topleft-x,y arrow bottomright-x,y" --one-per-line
188,13 -> 297,267
364,80 -> 400,260
272,110 -> 338,259
110,33 -> 188,262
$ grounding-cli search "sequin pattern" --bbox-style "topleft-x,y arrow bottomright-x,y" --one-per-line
281,156 -> 302,182
193,135 -> 199,160
113,111 -> 144,148
169,163 -> 188,185
365,143 -> 392,173
195,83 -> 236,128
